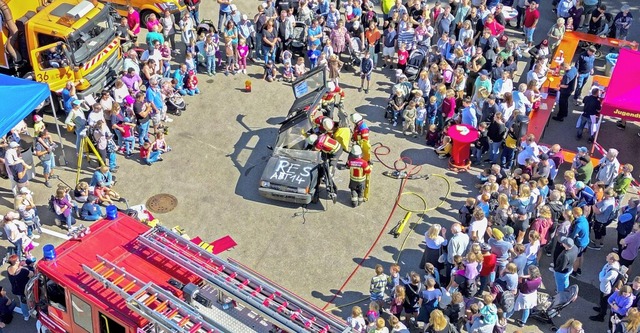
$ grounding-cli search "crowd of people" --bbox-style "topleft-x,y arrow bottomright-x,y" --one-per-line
0,0 -> 638,331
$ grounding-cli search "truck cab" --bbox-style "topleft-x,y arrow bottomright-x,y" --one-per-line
258,66 -> 330,204
0,0 -> 122,98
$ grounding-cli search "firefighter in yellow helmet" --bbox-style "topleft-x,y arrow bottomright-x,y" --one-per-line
346,144 -> 371,207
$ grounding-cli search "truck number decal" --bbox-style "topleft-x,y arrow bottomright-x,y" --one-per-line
36,73 -> 50,81
270,160 -> 312,185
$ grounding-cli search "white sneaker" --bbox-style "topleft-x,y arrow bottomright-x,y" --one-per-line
31,242 -> 39,247
24,316 -> 29,321
164,117 -> 174,123
612,247 -> 619,252
549,263 -> 554,267
31,235 -> 40,239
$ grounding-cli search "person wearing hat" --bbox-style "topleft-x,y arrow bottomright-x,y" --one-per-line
532,153 -> 551,180
489,227 -> 514,274
229,4 -> 241,26
64,98 -> 88,155
80,195 -> 104,221
477,242 -> 497,296
574,155 -> 594,183
33,114 -> 45,138
553,237 -> 578,292
473,69 -> 492,103
346,144 -> 371,207
573,46 -> 596,105
589,188 -> 618,250
238,14 -> 255,56
574,181 -> 596,214
613,5 -> 632,40
480,94 -> 499,124
571,146 -> 589,170
15,186 -> 42,238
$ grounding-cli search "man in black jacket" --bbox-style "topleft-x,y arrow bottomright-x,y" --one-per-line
554,237 -> 579,292
487,112 -> 506,164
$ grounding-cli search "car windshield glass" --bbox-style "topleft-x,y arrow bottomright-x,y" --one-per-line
69,8 -> 114,64
276,116 -> 312,151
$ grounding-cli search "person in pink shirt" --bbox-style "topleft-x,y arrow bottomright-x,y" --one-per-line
484,14 -> 505,37
127,6 -> 141,46
396,43 -> 409,71
145,13 -> 161,32
237,38 -> 249,74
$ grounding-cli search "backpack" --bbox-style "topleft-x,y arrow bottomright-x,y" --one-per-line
459,276 -> 478,298
610,266 -> 629,290
499,290 -> 515,313
48,195 -> 56,213
458,205 -> 473,227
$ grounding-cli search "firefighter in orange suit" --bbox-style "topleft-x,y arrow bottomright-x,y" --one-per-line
321,82 -> 345,118
351,112 -> 371,162
307,133 -> 343,169
347,144 -> 371,207
312,115 -> 335,134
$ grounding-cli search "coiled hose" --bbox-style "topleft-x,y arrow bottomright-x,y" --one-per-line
322,142 -> 452,312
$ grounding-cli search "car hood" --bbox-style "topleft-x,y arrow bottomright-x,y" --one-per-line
260,149 -> 321,188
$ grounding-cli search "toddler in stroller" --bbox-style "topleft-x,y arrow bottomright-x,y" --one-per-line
162,80 -> 186,116
530,285 -> 579,331
344,37 -> 363,71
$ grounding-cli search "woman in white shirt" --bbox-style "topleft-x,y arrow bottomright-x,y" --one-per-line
112,79 -> 130,104
420,224 -> 448,271
87,104 -> 106,128
458,20 -> 474,44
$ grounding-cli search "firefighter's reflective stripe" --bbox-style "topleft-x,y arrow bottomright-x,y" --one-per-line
322,87 -> 345,104
315,134 -> 340,154
348,158 -> 371,182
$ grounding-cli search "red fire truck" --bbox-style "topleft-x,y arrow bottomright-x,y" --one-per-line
26,213 -> 352,333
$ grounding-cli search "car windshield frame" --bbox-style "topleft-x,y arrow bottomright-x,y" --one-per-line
69,6 -> 115,64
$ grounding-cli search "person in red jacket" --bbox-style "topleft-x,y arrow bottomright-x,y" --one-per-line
346,145 -> 371,207
478,243 -> 497,296
307,133 -> 343,170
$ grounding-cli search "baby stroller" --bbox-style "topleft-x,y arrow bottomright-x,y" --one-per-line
196,19 -> 216,36
160,78 -> 186,116
344,37 -> 363,71
288,21 -> 307,56
530,285 -> 579,331
404,48 -> 427,81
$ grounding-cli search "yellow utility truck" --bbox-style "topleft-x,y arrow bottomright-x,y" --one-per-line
0,0 -> 123,98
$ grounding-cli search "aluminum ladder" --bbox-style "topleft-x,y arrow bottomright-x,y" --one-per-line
82,256 -> 224,333
138,226 -> 351,333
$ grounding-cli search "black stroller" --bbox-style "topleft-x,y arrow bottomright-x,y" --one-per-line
288,21 -> 307,56
404,48 -> 427,81
530,285 -> 579,331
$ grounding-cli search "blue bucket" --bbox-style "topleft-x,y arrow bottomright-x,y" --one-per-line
106,205 -> 118,220
43,244 -> 56,260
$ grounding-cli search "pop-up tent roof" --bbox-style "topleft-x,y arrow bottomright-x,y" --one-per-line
601,48 -> 640,122
0,74 -> 50,136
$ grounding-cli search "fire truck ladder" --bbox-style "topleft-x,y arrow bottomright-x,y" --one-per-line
82,256 -> 225,333
137,226 -> 351,333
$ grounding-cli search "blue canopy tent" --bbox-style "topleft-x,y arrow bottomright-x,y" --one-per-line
0,74 -> 67,164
